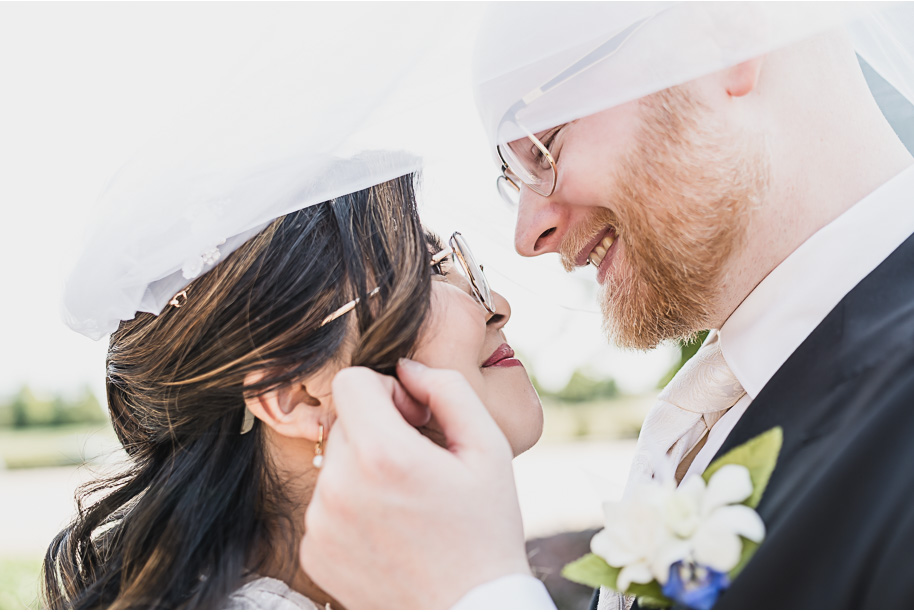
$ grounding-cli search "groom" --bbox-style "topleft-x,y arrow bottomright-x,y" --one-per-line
301,4 -> 914,609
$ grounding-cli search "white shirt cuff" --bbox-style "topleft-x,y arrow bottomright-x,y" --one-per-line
451,573 -> 556,610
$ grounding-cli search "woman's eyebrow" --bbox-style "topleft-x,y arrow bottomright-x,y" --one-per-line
425,230 -> 444,254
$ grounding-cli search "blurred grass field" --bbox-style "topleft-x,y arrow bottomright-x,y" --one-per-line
538,394 -> 649,442
0,559 -> 42,609
0,423 -> 121,610
0,424 -> 121,470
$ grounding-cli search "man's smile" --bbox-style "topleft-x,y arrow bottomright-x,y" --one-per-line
586,230 -> 618,270
573,226 -> 619,275
574,225 -> 619,284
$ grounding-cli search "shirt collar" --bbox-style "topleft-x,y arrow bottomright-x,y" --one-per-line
719,164 -> 914,399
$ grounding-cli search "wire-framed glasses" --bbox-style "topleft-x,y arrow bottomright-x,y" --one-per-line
430,231 -> 495,313
321,231 -> 494,326
494,12 -> 660,206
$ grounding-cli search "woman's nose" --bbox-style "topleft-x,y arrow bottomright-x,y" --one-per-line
515,188 -> 565,257
486,289 -> 511,330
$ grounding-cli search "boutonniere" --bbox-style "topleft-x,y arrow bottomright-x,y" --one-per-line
563,427 -> 782,610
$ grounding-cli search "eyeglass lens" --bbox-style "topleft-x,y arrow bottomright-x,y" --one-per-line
496,122 -> 556,198
450,232 -> 495,313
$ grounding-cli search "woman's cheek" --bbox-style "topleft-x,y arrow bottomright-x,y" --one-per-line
413,285 -> 486,376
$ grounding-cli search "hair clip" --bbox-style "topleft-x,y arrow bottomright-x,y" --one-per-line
169,290 -> 189,308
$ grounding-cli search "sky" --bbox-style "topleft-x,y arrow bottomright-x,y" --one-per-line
0,3 -> 679,403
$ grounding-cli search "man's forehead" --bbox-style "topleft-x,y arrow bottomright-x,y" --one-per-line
473,3 -> 871,151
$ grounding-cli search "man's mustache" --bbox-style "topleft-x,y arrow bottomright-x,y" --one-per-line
559,207 -> 622,272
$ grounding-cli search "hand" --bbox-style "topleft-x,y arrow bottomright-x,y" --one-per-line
300,359 -> 531,609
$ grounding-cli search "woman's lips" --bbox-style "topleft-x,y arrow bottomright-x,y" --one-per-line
482,343 -> 523,368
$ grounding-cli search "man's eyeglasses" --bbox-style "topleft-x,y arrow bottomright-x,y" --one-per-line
322,231 -> 495,326
494,13 -> 659,207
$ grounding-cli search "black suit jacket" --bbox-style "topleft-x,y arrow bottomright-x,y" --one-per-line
594,231 -> 914,609
710,230 -> 914,608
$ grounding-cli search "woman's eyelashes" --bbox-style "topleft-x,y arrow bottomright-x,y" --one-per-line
431,260 -> 448,278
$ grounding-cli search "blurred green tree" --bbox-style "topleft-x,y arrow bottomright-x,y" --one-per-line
55,386 -> 105,425
0,385 -> 105,429
533,370 -> 619,404
658,330 -> 710,388
555,371 -> 619,403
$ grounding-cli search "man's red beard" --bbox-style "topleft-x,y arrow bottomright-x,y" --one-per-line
561,86 -> 770,350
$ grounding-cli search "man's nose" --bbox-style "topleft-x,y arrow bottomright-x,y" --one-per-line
514,187 -> 564,257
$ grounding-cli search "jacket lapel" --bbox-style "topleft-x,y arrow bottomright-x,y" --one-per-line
710,229 -> 914,510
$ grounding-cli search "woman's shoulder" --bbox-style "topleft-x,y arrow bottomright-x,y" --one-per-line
226,576 -> 321,610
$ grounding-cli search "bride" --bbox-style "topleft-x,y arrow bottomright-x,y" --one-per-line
43,170 -> 543,609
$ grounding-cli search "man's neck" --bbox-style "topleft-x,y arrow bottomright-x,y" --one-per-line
712,63 -> 914,329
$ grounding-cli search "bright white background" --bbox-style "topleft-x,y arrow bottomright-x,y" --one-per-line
0,3 -> 676,404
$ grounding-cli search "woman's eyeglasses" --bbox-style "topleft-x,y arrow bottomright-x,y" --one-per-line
321,231 -> 495,326
430,231 -> 495,313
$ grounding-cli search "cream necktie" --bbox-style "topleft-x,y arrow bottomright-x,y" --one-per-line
600,331 -> 746,610
626,329 -> 746,493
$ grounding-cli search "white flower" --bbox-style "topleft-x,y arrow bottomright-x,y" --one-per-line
592,483 -> 674,591
590,464 -> 765,590
181,242 -> 225,280
685,465 -> 765,572
181,256 -> 204,280
200,246 -> 222,266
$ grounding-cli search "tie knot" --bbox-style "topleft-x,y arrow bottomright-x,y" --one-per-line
658,330 -> 746,415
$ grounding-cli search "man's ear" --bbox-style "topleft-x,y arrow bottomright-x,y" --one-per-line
243,371 -> 327,441
725,56 -> 764,98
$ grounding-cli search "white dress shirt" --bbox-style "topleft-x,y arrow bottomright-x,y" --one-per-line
453,163 -> 914,610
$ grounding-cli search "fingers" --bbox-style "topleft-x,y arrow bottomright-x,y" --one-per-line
396,358 -> 508,456
331,367 -> 421,449
391,377 -> 431,428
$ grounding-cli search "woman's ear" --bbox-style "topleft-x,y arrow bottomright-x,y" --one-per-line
243,371 -> 329,441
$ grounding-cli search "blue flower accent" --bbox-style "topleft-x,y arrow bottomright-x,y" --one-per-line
662,560 -> 731,610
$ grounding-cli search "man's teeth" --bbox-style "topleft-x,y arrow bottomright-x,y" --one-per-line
588,234 -> 616,268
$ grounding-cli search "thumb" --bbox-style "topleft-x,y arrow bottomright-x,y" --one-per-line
396,358 -> 509,457
390,376 -> 431,428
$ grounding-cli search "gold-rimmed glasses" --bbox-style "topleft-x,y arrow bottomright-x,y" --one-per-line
321,231 -> 495,326
493,12 -> 662,207
496,161 -> 522,207
497,127 -> 557,203
430,231 -> 495,314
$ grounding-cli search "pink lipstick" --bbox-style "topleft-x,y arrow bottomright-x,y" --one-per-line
482,343 -> 523,368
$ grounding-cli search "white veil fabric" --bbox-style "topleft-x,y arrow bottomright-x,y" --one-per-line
473,2 -> 914,149
63,2 -> 914,341
63,3 -> 484,340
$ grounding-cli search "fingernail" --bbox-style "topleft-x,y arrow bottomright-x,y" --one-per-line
398,357 -> 425,372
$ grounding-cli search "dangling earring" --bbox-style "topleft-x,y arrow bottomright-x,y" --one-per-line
313,424 -> 325,468
240,407 -> 255,434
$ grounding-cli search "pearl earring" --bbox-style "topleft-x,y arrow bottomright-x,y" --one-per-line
313,424 -> 325,468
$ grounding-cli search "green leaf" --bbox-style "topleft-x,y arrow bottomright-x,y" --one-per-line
729,537 -> 760,580
637,594 -> 672,609
562,554 -> 673,608
702,426 -> 783,509
626,578 -> 671,606
561,553 -> 620,590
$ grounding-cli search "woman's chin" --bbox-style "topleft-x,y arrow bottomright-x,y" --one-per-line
502,387 -> 544,458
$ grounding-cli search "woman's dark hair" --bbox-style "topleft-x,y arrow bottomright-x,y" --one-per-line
42,173 -> 431,609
